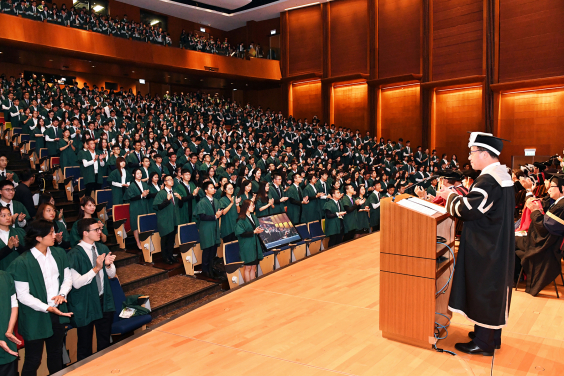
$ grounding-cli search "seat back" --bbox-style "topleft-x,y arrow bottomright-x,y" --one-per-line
308,221 -> 325,238
50,157 -> 61,168
78,177 -> 85,191
95,189 -> 113,213
11,127 -> 22,135
102,175 -> 109,188
113,204 -> 131,232
296,224 -> 310,239
64,166 -> 80,179
138,213 -> 158,233
109,278 -> 125,323
224,241 -> 241,264
29,140 -> 36,150
20,134 -> 30,143
178,222 -> 200,244
39,148 -> 48,159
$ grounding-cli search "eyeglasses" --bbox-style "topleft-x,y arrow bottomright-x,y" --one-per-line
549,185 -> 558,189
87,228 -> 103,232
468,150 -> 482,158
1,188 -> 14,192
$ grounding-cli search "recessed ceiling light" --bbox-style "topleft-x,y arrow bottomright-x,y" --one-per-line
200,79 -> 204,82
49,59 -> 53,61
132,71 -> 135,73
0,52 -> 3,54
92,65 -> 95,68
168,75 -> 171,78
231,83 -> 234,85
184,78 -> 187,80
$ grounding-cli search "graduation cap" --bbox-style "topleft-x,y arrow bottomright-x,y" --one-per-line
462,169 -> 480,180
437,169 -> 464,181
467,132 -> 509,156
533,162 -> 547,171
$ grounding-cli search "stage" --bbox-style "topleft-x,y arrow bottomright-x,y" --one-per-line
61,233 -> 564,376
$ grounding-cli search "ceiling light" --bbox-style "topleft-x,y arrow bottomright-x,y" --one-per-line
92,65 -> 95,68
233,89 -> 237,91
139,79 -> 146,84
271,29 -> 276,35
200,27 -> 206,32
285,2 -> 320,11
200,79 -> 204,81
49,59 -> 53,61
150,20 -> 159,26
168,76 -> 171,78
132,71 -> 135,73
92,5 -> 104,12
185,78 -> 188,80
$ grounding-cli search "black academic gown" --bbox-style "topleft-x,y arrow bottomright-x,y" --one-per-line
516,197 -> 564,296
445,164 -> 515,328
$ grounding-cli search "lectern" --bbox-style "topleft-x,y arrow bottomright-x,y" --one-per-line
379,194 -> 456,349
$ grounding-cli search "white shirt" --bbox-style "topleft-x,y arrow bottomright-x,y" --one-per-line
0,198 -> 26,228
135,180 -> 144,197
82,150 -> 104,173
70,241 -> 116,295
111,171 -> 128,187
14,247 -> 73,312
0,228 -> 9,246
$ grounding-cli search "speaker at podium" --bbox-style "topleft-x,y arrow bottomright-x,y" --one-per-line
379,194 -> 456,349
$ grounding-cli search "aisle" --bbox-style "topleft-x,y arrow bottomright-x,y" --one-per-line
60,233 -> 564,376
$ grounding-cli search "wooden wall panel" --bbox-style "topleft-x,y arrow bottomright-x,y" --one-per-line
291,82 -> 323,121
434,87 -> 483,163
432,0 -> 483,81
243,87 -> 286,113
378,0 -> 422,78
288,6 -> 323,75
497,89 -> 564,165
330,0 -> 369,77
499,0 -> 564,82
380,85 -> 422,145
333,84 -> 369,133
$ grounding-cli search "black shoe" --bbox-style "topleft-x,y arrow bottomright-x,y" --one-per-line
454,341 -> 494,356
468,332 -> 501,349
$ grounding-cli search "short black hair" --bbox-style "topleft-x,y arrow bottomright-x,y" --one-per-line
0,180 -> 14,190
201,181 -> 214,192
24,219 -> 54,249
77,218 -> 99,239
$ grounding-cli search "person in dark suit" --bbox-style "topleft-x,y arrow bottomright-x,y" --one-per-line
13,169 -> 36,219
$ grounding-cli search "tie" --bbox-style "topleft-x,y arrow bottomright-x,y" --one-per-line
169,190 -> 175,205
298,187 -> 303,201
210,199 -> 216,212
91,246 -> 103,295
276,186 -> 281,197
350,196 -> 354,205
1,172 -> 4,178
321,182 -> 325,193
338,201 -> 342,211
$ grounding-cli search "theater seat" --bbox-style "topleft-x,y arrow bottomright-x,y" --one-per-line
289,224 -> 308,261
177,223 -> 202,276
258,249 -> 275,277
137,213 -> 161,263
308,221 -> 326,255
95,189 -> 113,216
113,204 -> 131,249
223,241 -> 244,289
272,244 -> 292,269
110,278 -> 152,336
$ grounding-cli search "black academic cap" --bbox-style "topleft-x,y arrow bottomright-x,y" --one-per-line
468,132 -> 509,156
462,169 -> 480,180
438,169 -> 464,181
533,162 -> 547,171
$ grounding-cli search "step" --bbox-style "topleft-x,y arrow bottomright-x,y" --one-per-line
113,250 -> 140,268
125,275 -> 220,319
117,264 -> 168,293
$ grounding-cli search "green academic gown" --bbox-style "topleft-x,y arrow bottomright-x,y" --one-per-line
0,227 -> 26,271
147,184 -> 161,214
341,195 -> 358,234
77,149 -> 102,185
176,181 -> 197,224
0,271 -> 17,366
33,125 -> 46,149
152,189 -> 180,236
193,197 -> 221,250
323,199 -> 342,237
355,195 -> 370,231
66,242 -> 115,328
303,184 -> 320,222
315,180 -> 329,219
58,138 -> 78,170
8,200 -> 29,230
285,184 -> 305,225
8,247 -> 71,341
234,215 -> 264,264
107,169 -> 131,206
69,219 -> 109,248
219,196 -> 238,239
268,185 -> 285,214
123,181 -> 151,231
366,191 -> 381,228
45,125 -> 61,156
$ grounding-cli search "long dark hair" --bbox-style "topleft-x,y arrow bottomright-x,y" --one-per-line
116,156 -> 126,177
78,196 -> 96,220
237,199 -> 253,220
237,179 -> 252,198
257,181 -> 269,202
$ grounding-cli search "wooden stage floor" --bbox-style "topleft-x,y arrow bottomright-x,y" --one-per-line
63,233 -> 564,376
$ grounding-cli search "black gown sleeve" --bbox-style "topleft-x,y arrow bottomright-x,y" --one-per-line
0,245 -> 13,262
158,199 -> 171,210
199,213 -> 216,221
325,209 -> 338,219
238,231 -> 254,238
288,198 -> 302,205
345,204 -> 358,213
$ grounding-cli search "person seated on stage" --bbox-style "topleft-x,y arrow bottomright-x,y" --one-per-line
515,174 -> 564,296
8,220 -> 73,376
234,199 -> 264,283
324,187 -> 347,247
0,180 -> 28,230
67,218 -> 116,361
0,268 -> 20,376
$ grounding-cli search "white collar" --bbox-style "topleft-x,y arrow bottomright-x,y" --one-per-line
79,240 -> 95,250
480,162 -> 501,176
0,198 -> 11,206
31,246 -> 51,259
554,196 -> 564,206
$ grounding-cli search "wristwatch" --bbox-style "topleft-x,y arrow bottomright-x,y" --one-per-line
60,293 -> 66,298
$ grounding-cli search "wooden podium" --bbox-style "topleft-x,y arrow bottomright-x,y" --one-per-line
379,194 -> 456,349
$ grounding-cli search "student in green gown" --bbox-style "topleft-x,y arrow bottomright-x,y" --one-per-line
96,139 -> 111,187
366,181 -> 382,232
8,220 -> 73,376
69,196 -> 109,247
147,172 -> 162,214
0,268 -> 19,376
251,168 -> 261,194
107,157 -> 130,206
323,187 -> 346,247
237,179 -> 254,205
219,182 -> 240,243
67,218 -> 116,361
303,173 -> 324,223
123,168 -> 151,250
36,203 -> 72,249
234,199 -> 264,283
153,175 -> 181,265
0,206 -> 26,271
176,169 -> 199,224
354,185 -> 370,236
340,184 -> 359,242
107,144 -> 122,170
285,173 -> 309,225
58,128 -> 77,171
268,172 -> 289,214
32,117 -> 47,150
255,181 -> 274,217
193,181 -> 222,278
44,119 -> 61,156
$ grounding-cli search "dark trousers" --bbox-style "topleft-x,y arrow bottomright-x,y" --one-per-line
371,224 -> 380,232
0,359 -> 17,376
328,233 -> 343,248
22,312 -> 66,376
202,246 -> 217,275
160,229 -> 177,261
343,230 -> 355,242
473,324 -> 501,352
76,300 -> 114,361
85,175 -> 100,197
222,233 -> 237,243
